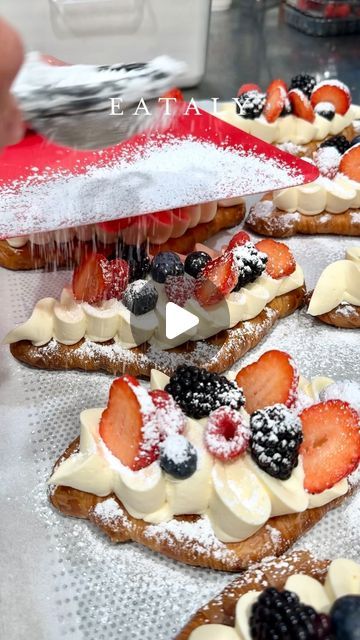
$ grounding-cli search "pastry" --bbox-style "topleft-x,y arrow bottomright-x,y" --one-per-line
217,74 -> 360,156
49,352 -> 360,571
247,140 -> 360,237
4,234 -> 306,377
176,551 -> 360,639
308,246 -> 360,328
0,200 -> 245,271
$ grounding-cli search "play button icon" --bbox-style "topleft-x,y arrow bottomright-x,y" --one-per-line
165,302 -> 199,340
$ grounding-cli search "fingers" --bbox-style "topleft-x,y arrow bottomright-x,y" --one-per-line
0,17 -> 24,147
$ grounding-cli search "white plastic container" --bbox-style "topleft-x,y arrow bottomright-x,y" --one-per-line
2,0 -> 211,86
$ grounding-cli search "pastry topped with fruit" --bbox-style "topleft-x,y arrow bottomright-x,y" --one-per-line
218,73 -> 360,151
177,551 -> 360,640
3,233 -> 305,377
308,246 -> 360,329
49,350 -> 360,571
247,137 -> 360,237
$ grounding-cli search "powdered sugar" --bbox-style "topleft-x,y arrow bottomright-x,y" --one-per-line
314,146 -> 341,179
319,380 -> 360,412
159,434 -> 194,465
204,407 -> 250,461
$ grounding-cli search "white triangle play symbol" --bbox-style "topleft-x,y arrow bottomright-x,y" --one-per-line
165,302 -> 199,340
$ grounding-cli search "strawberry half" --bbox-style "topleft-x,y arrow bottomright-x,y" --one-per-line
194,251 -> 238,307
288,89 -> 315,123
98,218 -> 133,234
266,78 -> 288,94
106,258 -> 129,300
263,81 -> 287,123
310,80 -> 351,115
236,350 -> 298,415
300,400 -> 360,493
72,253 -> 109,303
204,406 -> 250,462
149,389 -> 187,439
99,375 -> 159,471
165,273 -> 195,307
161,87 -> 184,101
255,239 -> 296,279
339,143 -> 360,182
227,230 -> 251,251
237,83 -> 261,96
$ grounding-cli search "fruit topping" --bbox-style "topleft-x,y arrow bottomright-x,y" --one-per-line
267,78 -> 288,94
320,134 -> 351,155
227,230 -> 251,250
72,253 -> 110,303
330,595 -> 360,640
98,217 -> 133,233
165,365 -> 244,419
105,258 -> 129,300
237,83 -> 261,96
289,73 -> 316,99
300,400 -> 360,493
164,273 -> 195,307
310,80 -> 351,116
314,146 -> 341,179
255,239 -> 296,279
159,434 -> 197,479
184,250 -> 211,278
194,251 -> 238,307
204,406 -> 250,462
250,404 -> 303,481
319,379 -> 360,412
120,242 -> 151,281
235,90 -> 266,119
149,389 -> 187,439
351,135 -> 360,147
339,143 -> 360,182
250,587 -> 333,639
314,101 -> 336,121
236,350 -> 299,415
263,82 -> 287,123
288,88 -> 315,123
161,87 -> 184,101
99,375 -> 159,471
231,242 -> 268,292
122,280 -> 158,315
151,251 -> 184,283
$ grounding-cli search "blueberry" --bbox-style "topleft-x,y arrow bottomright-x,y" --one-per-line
122,279 -> 158,315
151,251 -> 183,283
120,242 -> 151,281
331,596 -> 360,640
184,251 -> 211,278
159,434 -> 197,479
351,135 -> 360,147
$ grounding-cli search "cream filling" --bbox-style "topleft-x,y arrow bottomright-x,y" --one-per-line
3,265 -> 304,350
217,103 -> 360,145
48,371 -> 348,544
190,558 -> 360,639
274,173 -> 360,216
308,257 -> 360,316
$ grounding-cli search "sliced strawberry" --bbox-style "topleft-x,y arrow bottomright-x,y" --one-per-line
227,230 -> 251,250
161,87 -> 184,101
149,389 -> 187,439
310,80 -> 351,115
99,375 -> 159,471
266,78 -> 288,94
98,218 -> 132,234
194,252 -> 238,307
263,84 -> 286,123
165,273 -> 195,307
72,253 -> 109,303
106,258 -> 129,300
235,350 -> 298,415
255,239 -> 296,279
288,89 -> 315,123
204,406 -> 250,462
339,143 -> 360,182
300,400 -> 360,493
237,83 -> 261,96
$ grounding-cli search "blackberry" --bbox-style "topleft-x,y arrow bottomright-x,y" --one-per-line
122,279 -> 158,315
320,135 -> 350,155
314,102 -> 335,121
165,365 -> 244,419
289,73 -> 316,99
151,251 -> 184,283
250,587 -> 334,639
235,91 -> 266,119
250,404 -> 303,480
231,242 -> 268,292
159,434 -> 197,479
120,242 -> 151,281
184,251 -> 211,278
